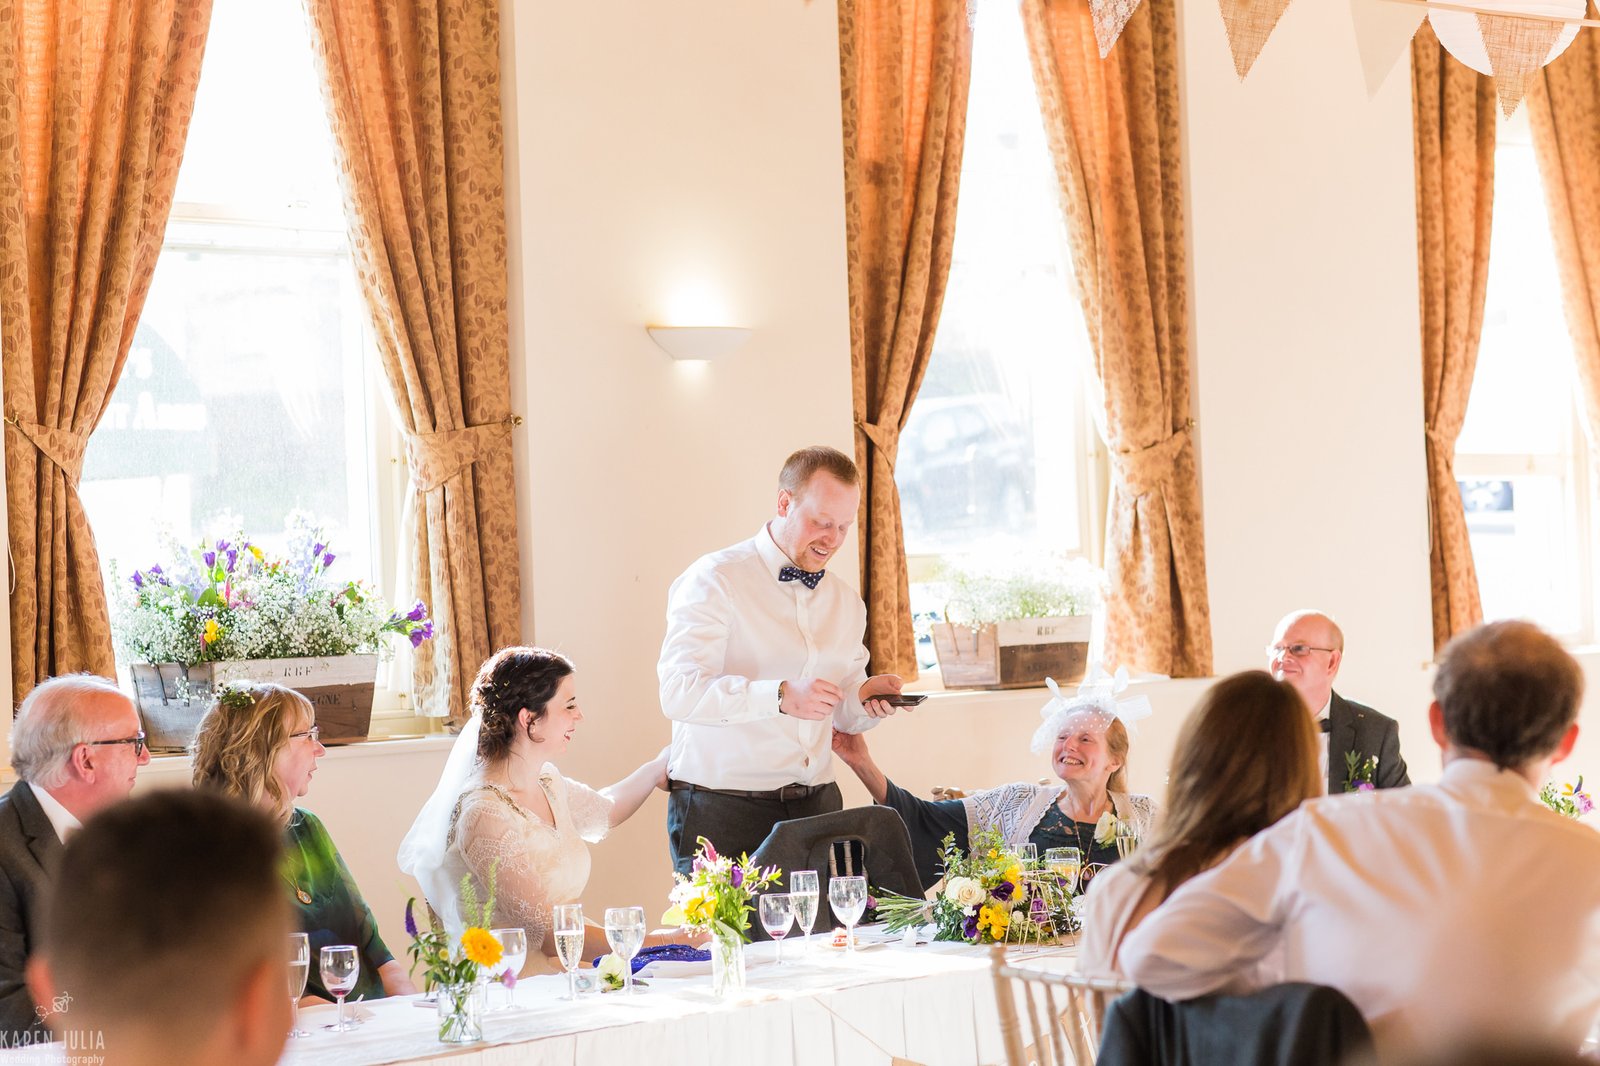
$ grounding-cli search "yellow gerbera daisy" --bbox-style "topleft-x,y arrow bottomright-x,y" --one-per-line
460,926 -> 502,969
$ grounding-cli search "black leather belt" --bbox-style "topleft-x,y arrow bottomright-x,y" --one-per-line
668,779 -> 829,803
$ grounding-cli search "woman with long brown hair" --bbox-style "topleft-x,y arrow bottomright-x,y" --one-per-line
1079,670 -> 1322,978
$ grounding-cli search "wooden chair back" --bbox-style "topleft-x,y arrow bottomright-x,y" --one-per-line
989,944 -> 1132,1066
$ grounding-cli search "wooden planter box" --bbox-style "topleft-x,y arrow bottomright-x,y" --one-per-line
931,615 -> 1092,690
129,655 -> 379,752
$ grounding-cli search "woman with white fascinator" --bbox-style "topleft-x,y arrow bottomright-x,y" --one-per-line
830,668 -> 1157,891
399,647 -> 675,973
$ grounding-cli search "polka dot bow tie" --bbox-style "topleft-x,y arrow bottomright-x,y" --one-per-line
778,566 -> 825,590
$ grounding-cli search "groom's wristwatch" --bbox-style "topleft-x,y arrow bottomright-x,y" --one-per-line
777,681 -> 787,715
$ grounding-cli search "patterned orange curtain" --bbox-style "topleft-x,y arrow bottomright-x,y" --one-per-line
1528,35 -> 1600,522
1413,23 -> 1494,653
1021,0 -> 1211,677
0,0 -> 213,701
305,0 -> 521,726
839,0 -> 975,679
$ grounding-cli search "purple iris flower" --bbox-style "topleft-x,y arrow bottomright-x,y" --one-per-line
202,551 -> 216,568
404,899 -> 418,938
730,865 -> 744,888
410,621 -> 434,647
322,552 -> 336,568
406,600 -> 427,622
131,571 -> 144,589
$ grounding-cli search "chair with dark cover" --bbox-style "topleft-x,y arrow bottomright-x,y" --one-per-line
1096,982 -> 1373,1066
746,806 -> 924,941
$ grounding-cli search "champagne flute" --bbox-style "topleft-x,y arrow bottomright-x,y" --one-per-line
827,875 -> 868,953
318,944 -> 359,1032
759,893 -> 794,965
553,904 -> 585,1001
490,927 -> 528,1010
288,933 -> 310,1039
790,870 -> 819,951
603,907 -> 647,995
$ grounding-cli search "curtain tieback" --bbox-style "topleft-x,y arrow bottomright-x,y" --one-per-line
1111,424 -> 1194,498
854,420 -> 900,468
4,416 -> 90,486
403,416 -> 523,493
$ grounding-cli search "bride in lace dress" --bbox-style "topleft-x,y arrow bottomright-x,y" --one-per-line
400,647 -> 671,974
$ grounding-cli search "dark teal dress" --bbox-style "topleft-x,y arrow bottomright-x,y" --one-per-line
283,809 -> 394,1001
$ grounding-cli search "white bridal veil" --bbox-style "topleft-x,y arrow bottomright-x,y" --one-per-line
397,714 -> 484,936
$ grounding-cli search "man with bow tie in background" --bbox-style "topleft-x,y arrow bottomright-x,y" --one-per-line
658,445 -> 906,875
1269,609 -> 1409,793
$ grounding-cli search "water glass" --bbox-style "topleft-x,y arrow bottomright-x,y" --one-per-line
490,927 -> 528,1010
1018,842 -> 1039,870
603,907 -> 646,994
790,870 -> 820,950
288,933 -> 310,1039
827,875 -> 868,953
553,904 -> 585,1001
318,944 -> 359,1032
759,892 -> 795,965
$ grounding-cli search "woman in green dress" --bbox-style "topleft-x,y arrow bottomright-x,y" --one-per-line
192,683 -> 416,1004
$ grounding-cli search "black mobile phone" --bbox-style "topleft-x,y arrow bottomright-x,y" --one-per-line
878,693 -> 928,707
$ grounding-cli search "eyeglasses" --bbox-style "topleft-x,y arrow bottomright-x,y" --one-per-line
84,731 -> 146,758
288,725 -> 321,743
1265,643 -> 1335,660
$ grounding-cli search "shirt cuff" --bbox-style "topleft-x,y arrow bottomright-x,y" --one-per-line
747,679 -> 783,720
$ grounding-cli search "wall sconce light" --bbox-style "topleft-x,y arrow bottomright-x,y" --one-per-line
646,326 -> 752,362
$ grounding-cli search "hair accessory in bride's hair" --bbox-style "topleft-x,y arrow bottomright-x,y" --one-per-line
1028,663 -> 1155,754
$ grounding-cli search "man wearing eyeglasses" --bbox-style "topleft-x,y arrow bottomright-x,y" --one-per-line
1268,609 -> 1409,794
0,674 -> 150,1038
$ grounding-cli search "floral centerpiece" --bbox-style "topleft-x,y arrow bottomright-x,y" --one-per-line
661,836 -> 780,995
405,871 -> 501,1044
1540,776 -> 1594,818
110,514 -> 432,748
874,830 -> 1076,945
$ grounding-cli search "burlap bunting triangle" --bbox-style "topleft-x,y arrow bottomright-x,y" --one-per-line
1476,12 -> 1564,116
1089,0 -> 1144,57
1218,0 -> 1295,79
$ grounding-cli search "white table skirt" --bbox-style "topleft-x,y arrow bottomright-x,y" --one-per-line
0,936 -> 1080,1066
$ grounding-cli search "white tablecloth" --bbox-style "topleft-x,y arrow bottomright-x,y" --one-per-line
0,935 -> 1079,1066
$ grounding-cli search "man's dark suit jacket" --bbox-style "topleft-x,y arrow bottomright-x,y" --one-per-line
0,781 -> 61,1038
1327,691 -> 1409,794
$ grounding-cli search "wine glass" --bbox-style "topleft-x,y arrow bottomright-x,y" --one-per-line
288,933 -> 310,1039
490,927 -> 528,1010
1018,843 -> 1039,870
603,907 -> 647,995
1044,846 -> 1082,893
553,904 -> 585,1001
790,870 -> 819,951
318,944 -> 359,1032
827,875 -> 868,953
759,893 -> 794,965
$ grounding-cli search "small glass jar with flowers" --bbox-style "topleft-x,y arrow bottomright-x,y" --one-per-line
661,836 -> 780,996
405,872 -> 501,1044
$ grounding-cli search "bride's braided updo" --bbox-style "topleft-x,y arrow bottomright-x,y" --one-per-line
471,646 -> 575,764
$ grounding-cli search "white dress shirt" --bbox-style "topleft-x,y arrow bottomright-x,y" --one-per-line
658,525 -> 878,791
1119,758 -> 1600,1062
29,782 -> 80,843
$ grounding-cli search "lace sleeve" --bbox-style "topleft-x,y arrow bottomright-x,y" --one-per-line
561,776 -> 614,844
453,792 -> 552,953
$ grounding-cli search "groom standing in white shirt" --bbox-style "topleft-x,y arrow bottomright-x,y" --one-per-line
658,446 -> 906,875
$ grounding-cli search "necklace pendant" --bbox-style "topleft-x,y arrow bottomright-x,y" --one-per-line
296,887 -> 313,906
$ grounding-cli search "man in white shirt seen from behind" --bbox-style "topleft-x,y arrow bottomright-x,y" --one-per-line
0,674 -> 150,1039
658,445 -> 905,875
1121,620 -> 1600,1062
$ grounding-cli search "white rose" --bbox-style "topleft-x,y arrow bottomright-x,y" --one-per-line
953,878 -> 987,908
596,954 -> 627,991
1093,812 -> 1119,847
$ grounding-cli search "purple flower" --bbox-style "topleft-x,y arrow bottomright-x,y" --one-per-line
322,552 -> 336,568
409,621 -> 434,648
202,551 -> 216,568
131,571 -> 144,589
730,865 -> 744,888
149,564 -> 163,575
963,915 -> 979,939
1356,782 -> 1376,793
991,880 -> 1014,902
406,600 -> 427,622
500,968 -> 517,990
867,896 -> 878,910
1580,793 -> 1595,816
311,542 -> 325,558
224,549 -> 239,572
215,539 -> 230,552
1030,896 -> 1045,917
404,899 -> 418,938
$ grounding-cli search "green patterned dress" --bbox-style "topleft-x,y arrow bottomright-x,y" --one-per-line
283,808 -> 394,1001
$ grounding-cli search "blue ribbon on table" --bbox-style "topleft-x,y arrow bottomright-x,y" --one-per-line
593,943 -> 710,974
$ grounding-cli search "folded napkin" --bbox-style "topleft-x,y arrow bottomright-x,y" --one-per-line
593,943 -> 710,974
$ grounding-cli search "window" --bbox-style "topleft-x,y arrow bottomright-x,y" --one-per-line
1456,113 -> 1595,641
80,3 -> 406,695
895,0 -> 1101,671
